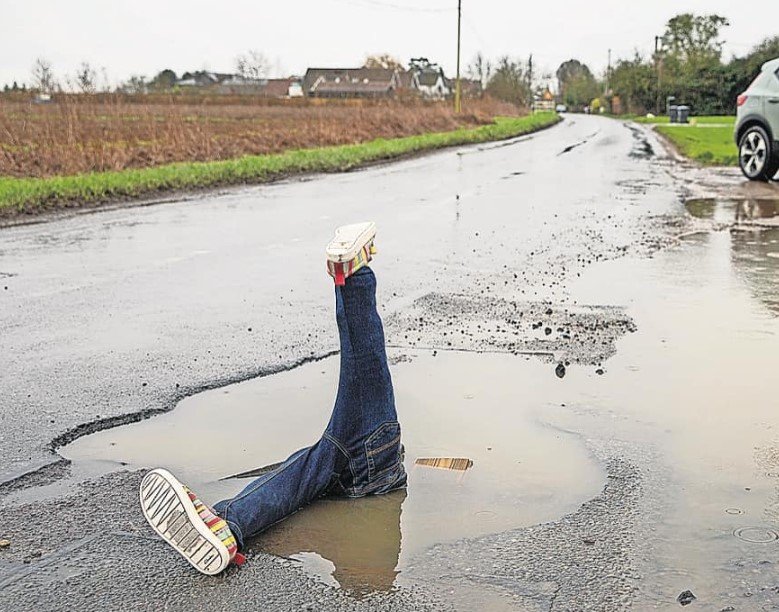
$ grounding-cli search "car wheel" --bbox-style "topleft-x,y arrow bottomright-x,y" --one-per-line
738,125 -> 778,181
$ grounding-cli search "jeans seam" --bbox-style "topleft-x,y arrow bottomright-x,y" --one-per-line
341,290 -> 372,491
367,434 -> 401,457
322,432 -> 356,481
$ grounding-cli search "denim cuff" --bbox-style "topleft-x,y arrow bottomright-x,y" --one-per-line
225,518 -> 245,551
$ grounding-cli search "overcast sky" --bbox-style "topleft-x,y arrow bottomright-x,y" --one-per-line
3,0 -> 778,88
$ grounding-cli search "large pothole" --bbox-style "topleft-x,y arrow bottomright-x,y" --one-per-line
62,350 -> 604,594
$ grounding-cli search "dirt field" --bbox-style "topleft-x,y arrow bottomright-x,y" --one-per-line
0,95 -> 519,178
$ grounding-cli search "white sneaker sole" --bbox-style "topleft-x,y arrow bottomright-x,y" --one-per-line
139,468 -> 230,576
326,222 -> 376,263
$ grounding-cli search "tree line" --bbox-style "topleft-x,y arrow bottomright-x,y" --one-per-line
3,50 -> 274,95
8,14 -> 778,113
611,14 -> 779,115
468,13 -> 779,115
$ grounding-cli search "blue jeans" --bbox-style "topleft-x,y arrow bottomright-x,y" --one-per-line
213,267 -> 407,550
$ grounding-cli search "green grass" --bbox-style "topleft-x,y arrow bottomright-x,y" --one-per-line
634,114 -> 735,126
625,113 -> 737,165
654,118 -> 737,166
0,113 -> 560,215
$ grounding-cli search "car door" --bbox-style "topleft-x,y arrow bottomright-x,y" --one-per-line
766,68 -> 779,140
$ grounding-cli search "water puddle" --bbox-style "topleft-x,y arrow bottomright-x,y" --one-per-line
686,197 -> 779,226
570,225 -> 779,608
62,350 -> 603,595
733,526 -> 779,544
55,201 -> 779,604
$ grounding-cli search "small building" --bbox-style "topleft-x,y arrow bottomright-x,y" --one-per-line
176,71 -> 233,88
414,68 -> 449,99
303,68 -> 399,98
215,77 -> 303,98
396,70 -> 416,93
532,88 -> 556,112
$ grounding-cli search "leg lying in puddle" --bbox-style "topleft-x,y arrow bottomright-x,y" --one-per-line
139,222 -> 407,575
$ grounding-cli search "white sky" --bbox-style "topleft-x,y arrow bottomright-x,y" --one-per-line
2,0 -> 778,88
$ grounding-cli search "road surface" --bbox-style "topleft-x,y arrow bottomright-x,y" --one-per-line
1,114 -> 778,611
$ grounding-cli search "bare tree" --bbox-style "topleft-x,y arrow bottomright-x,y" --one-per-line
75,61 -> 98,93
98,67 -> 111,93
486,56 -> 532,106
363,53 -> 404,71
235,50 -> 270,81
31,57 -> 56,93
118,75 -> 148,94
467,52 -> 492,89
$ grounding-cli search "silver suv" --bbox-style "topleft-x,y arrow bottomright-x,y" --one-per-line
735,57 -> 779,181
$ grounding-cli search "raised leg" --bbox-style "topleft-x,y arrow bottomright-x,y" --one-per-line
214,266 -> 405,548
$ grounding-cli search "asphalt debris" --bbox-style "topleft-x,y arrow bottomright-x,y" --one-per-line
677,589 -> 696,606
385,293 -> 637,366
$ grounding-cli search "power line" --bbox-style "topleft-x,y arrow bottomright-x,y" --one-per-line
460,9 -> 490,54
454,0 -> 461,112
328,0 -> 454,13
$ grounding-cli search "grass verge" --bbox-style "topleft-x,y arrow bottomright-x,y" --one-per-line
654,119 -> 737,166
627,114 -> 737,166
634,115 -> 734,125
0,112 -> 559,216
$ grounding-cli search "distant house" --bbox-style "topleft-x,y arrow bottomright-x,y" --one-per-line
216,77 -> 303,98
176,71 -> 233,88
533,88 -> 556,112
303,68 -> 399,98
396,70 -> 416,93
174,72 -> 304,98
414,68 -> 449,99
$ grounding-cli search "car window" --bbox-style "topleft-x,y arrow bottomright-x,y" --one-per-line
770,69 -> 779,92
747,71 -> 767,92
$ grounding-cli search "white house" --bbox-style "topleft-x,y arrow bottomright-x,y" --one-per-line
413,68 -> 450,99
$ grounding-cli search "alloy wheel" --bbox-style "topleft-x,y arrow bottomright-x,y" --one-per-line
740,130 -> 767,177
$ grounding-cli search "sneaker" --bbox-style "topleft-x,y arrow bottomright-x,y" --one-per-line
139,468 -> 244,575
326,222 -> 377,286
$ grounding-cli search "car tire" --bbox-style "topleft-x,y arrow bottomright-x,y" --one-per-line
738,125 -> 779,181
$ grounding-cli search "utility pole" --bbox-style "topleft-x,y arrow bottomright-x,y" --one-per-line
455,0 -> 462,113
528,53 -> 533,92
654,36 -> 662,115
605,48 -> 611,95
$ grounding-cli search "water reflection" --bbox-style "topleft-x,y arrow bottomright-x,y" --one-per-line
731,227 -> 779,316
253,489 -> 406,597
244,459 -> 475,595
685,198 -> 779,316
734,198 -> 779,224
685,197 -> 779,225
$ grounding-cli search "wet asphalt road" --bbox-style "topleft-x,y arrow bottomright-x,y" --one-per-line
1,114 -> 778,611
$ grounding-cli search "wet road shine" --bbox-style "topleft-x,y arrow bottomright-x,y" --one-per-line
2,115 -> 779,610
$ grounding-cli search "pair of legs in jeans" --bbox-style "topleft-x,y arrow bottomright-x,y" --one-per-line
140,249 -> 406,575
214,266 -> 407,550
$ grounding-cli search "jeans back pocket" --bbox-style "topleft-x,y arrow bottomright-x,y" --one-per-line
365,421 -> 402,482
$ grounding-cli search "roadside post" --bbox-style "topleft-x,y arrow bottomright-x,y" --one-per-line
455,0 -> 462,113
666,95 -> 675,117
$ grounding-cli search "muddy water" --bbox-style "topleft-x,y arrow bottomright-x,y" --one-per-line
62,350 -> 603,593
568,223 -> 779,608
686,197 -> 779,226
60,198 -> 779,605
